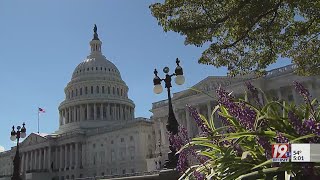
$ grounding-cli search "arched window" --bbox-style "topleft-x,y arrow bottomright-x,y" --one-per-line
102,86 -> 105,93
120,89 -> 123,96
113,87 -> 115,94
117,88 -> 119,95
108,87 -> 110,94
85,87 -> 88,94
96,86 -> 99,93
76,89 -> 78,96
72,90 -> 74,97
80,88 -> 83,95
91,86 -> 94,94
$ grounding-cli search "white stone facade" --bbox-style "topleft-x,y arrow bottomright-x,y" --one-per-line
151,65 -> 320,165
0,27 -> 155,180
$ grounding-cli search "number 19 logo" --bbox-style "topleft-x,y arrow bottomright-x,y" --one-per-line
272,144 -> 289,162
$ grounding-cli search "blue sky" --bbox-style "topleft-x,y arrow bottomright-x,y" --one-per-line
0,0 -> 291,151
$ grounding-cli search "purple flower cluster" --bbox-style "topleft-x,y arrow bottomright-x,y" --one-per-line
168,126 -> 189,151
293,81 -> 311,102
288,111 -> 320,143
177,147 -> 196,172
245,81 -> 262,106
197,155 -> 209,164
275,132 -> 289,143
187,105 -> 211,135
219,112 -> 235,133
193,171 -> 205,180
216,87 -> 257,131
257,136 -> 271,159
288,111 -> 303,135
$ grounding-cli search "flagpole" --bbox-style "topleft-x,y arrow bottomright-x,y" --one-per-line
37,107 -> 39,134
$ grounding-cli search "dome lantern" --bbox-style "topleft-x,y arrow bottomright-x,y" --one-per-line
90,24 -> 102,55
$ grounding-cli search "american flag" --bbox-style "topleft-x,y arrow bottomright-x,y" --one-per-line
38,108 -> 46,113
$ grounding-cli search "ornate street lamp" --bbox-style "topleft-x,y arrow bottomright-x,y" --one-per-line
10,123 -> 27,180
153,58 -> 185,169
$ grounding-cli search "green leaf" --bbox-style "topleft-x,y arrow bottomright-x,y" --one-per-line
290,134 -> 316,143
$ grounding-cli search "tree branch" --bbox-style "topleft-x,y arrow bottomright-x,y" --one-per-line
222,2 -> 281,49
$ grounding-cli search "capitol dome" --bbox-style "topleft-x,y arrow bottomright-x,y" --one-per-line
57,25 -> 135,133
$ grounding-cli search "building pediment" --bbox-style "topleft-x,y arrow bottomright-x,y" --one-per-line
20,133 -> 48,147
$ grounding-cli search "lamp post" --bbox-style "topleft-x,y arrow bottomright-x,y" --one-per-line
10,123 -> 27,180
153,58 -> 185,169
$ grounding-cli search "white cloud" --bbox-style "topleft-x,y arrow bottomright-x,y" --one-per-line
0,146 -> 4,152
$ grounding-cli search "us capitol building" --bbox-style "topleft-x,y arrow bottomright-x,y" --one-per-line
0,26 -> 319,180
0,26 -> 156,180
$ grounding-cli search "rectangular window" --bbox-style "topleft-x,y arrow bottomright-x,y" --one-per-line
80,88 -> 83,95
85,87 -> 88,94
91,86 -> 94,94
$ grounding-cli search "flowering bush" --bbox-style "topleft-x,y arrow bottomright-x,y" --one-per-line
172,81 -> 320,180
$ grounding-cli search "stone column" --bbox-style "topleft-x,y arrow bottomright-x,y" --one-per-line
62,110 -> 65,125
68,107 -> 71,123
122,105 -> 125,120
100,103 -> 103,120
87,104 -> 90,120
55,147 -> 59,170
132,107 -> 134,119
123,105 -> 126,120
94,103 -> 97,120
65,144 -> 68,170
43,148 -> 47,169
73,106 -> 76,122
106,104 -> 110,120
70,143 -> 73,168
129,107 -> 131,120
115,105 -> 118,120
34,150 -> 38,170
60,146 -> 63,171
39,148 -> 42,170
65,109 -> 68,124
80,105 -> 83,121
26,152 -> 29,171
185,108 -> 192,138
46,147 -> 49,170
126,106 -> 130,120
292,86 -> 299,104
159,119 -> 166,145
112,105 -> 116,120
81,143 -> 86,167
59,111 -> 62,125
119,105 -> 122,120
20,152 -> 24,173
75,143 -> 79,168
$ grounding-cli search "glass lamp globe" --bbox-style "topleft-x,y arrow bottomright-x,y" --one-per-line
20,132 -> 26,138
10,135 -> 16,141
175,75 -> 185,85
153,84 -> 163,94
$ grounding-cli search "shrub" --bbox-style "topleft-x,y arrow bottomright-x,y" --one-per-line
172,81 -> 320,180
